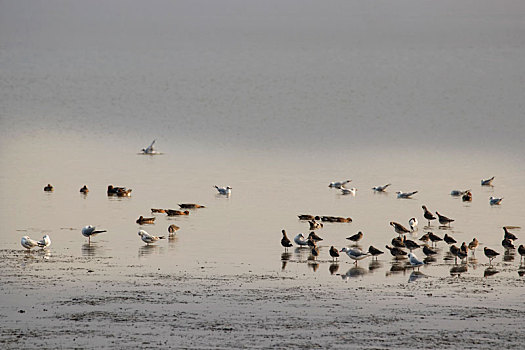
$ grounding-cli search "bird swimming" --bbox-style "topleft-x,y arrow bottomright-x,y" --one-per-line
329,180 -> 351,189
481,176 -> 495,186
308,220 -> 323,230
44,184 -> 54,192
396,191 -> 418,199
165,209 -> 190,216
372,183 -> 391,192
136,216 -> 155,224
80,185 -> 89,193
138,230 -> 165,245
489,196 -> 503,205
450,189 -> 470,196
341,187 -> 357,196
178,204 -> 206,209
141,140 -> 157,154
214,186 -> 232,195
168,224 -> 180,236
82,225 -> 107,243
462,191 -> 472,202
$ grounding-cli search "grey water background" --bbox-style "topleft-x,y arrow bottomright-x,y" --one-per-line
1,0 -> 524,283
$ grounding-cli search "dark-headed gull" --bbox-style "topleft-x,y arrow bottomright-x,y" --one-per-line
489,196 -> 503,205
328,180 -> 351,189
141,140 -> 157,154
372,183 -> 391,192
138,229 -> 165,245
481,176 -> 495,186
21,236 -> 39,250
396,191 -> 418,199
340,247 -> 370,264
82,225 -> 107,243
37,235 -> 51,248
408,252 -> 424,269
409,217 -> 418,231
214,185 -> 232,196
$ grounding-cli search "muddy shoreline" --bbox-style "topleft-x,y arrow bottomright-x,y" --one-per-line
1,249 -> 523,349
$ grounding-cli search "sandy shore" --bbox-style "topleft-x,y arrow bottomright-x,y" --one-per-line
1,249 -> 524,349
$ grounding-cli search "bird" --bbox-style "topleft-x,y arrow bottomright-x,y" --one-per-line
503,227 -> 518,241
311,244 -> 319,260
368,246 -> 384,259
518,245 -> 525,262
502,238 -> 515,250
408,252 -> 425,269
489,196 -> 503,205
168,224 -> 180,236
280,230 -> 293,251
82,225 -> 107,244
346,231 -> 363,243
43,184 -> 54,192
392,236 -> 405,248
141,140 -> 156,154
484,247 -> 499,264
460,242 -> 468,255
107,185 -> 132,196
450,189 -> 470,196
468,238 -> 479,253
138,230 -> 165,245
396,191 -> 418,199
79,185 -> 89,193
385,245 -> 407,258
214,185 -> 232,195
443,233 -> 457,245
308,220 -> 323,230
298,214 -> 319,221
326,216 -> 353,223
403,237 -> 420,251
428,232 -> 443,245
37,235 -> 51,248
21,236 -> 40,250
165,209 -> 190,216
136,216 -> 155,224
341,187 -> 357,196
436,211 -> 454,226
329,180 -> 351,189
449,245 -> 461,264
372,183 -> 391,192
422,245 -> 438,256
390,221 -> 411,235
307,231 -> 323,242
409,217 -> 418,232
481,176 -> 495,186
421,206 -> 436,226
178,203 -> 206,209
418,233 -> 430,242
329,246 -> 340,261
293,233 -> 309,247
462,191 -> 472,202
151,208 -> 166,213
340,247 -> 370,264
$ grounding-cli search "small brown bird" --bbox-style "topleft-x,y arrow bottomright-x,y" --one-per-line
484,247 -> 499,264
419,233 -> 430,242
178,203 -> 205,209
428,232 -> 443,245
385,245 -> 407,258
346,231 -> 363,243
462,191 -> 472,202
311,244 -> 319,260
308,231 -> 323,242
503,227 -> 518,241
392,236 -> 405,248
281,230 -> 293,251
460,242 -> 468,254
421,205 -> 436,226
165,209 -> 190,216
468,238 -> 479,253
403,237 -> 420,251
168,224 -> 180,236
308,220 -> 323,230
436,211 -> 454,226
502,238 -> 515,250
44,184 -> 54,192
151,208 -> 166,213
368,245 -> 384,259
390,221 -> 411,235
79,185 -> 89,193
449,245 -> 460,264
518,245 -> 525,262
443,233 -> 457,245
136,216 -> 155,224
329,246 -> 340,261
422,245 -> 438,256
298,214 -> 319,221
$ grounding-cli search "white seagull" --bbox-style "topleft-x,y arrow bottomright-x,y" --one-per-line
340,247 -> 371,264
481,176 -> 495,186
372,183 -> 391,192
341,187 -> 357,196
214,185 -> 232,195
82,225 -> 107,243
293,233 -> 309,246
409,217 -> 418,232
408,252 -> 425,269
141,140 -> 157,154
489,196 -> 503,205
138,229 -> 165,245
37,234 -> 51,248
329,180 -> 351,189
21,236 -> 40,250
396,191 -> 418,199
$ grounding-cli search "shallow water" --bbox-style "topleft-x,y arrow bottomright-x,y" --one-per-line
1,0 -> 524,287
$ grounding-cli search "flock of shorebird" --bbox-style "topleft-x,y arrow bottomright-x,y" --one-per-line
23,181 -> 232,249
281,177 -> 524,272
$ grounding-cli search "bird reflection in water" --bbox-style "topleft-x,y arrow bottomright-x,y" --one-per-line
503,249 -> 515,262
308,261 -> 319,272
281,252 -> 291,271
368,259 -> 382,272
82,243 -> 102,257
484,267 -> 499,277
450,264 -> 468,277
408,271 -> 427,283
386,262 -> 406,277
138,244 -> 163,257
518,267 -> 524,277
329,263 -> 339,275
341,267 -> 366,280
294,246 -> 310,261
423,256 -> 436,264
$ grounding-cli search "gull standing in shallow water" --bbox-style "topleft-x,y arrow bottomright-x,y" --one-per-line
340,247 -> 370,265
214,186 -> 232,196
21,236 -> 40,250
408,252 -> 425,269
138,230 -> 165,245
293,233 -> 309,247
396,191 -> 418,199
37,235 -> 51,248
82,225 -> 107,244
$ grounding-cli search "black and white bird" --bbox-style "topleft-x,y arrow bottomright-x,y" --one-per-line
409,217 -> 418,232
372,183 -> 391,192
489,196 -> 503,205
408,252 -> 425,269
141,139 -> 157,154
340,247 -> 370,264
329,180 -> 351,189
214,185 -> 232,196
82,225 -> 107,244
293,233 -> 309,247
396,191 -> 418,199
481,176 -> 495,186
138,230 -> 165,245
37,235 -> 51,248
